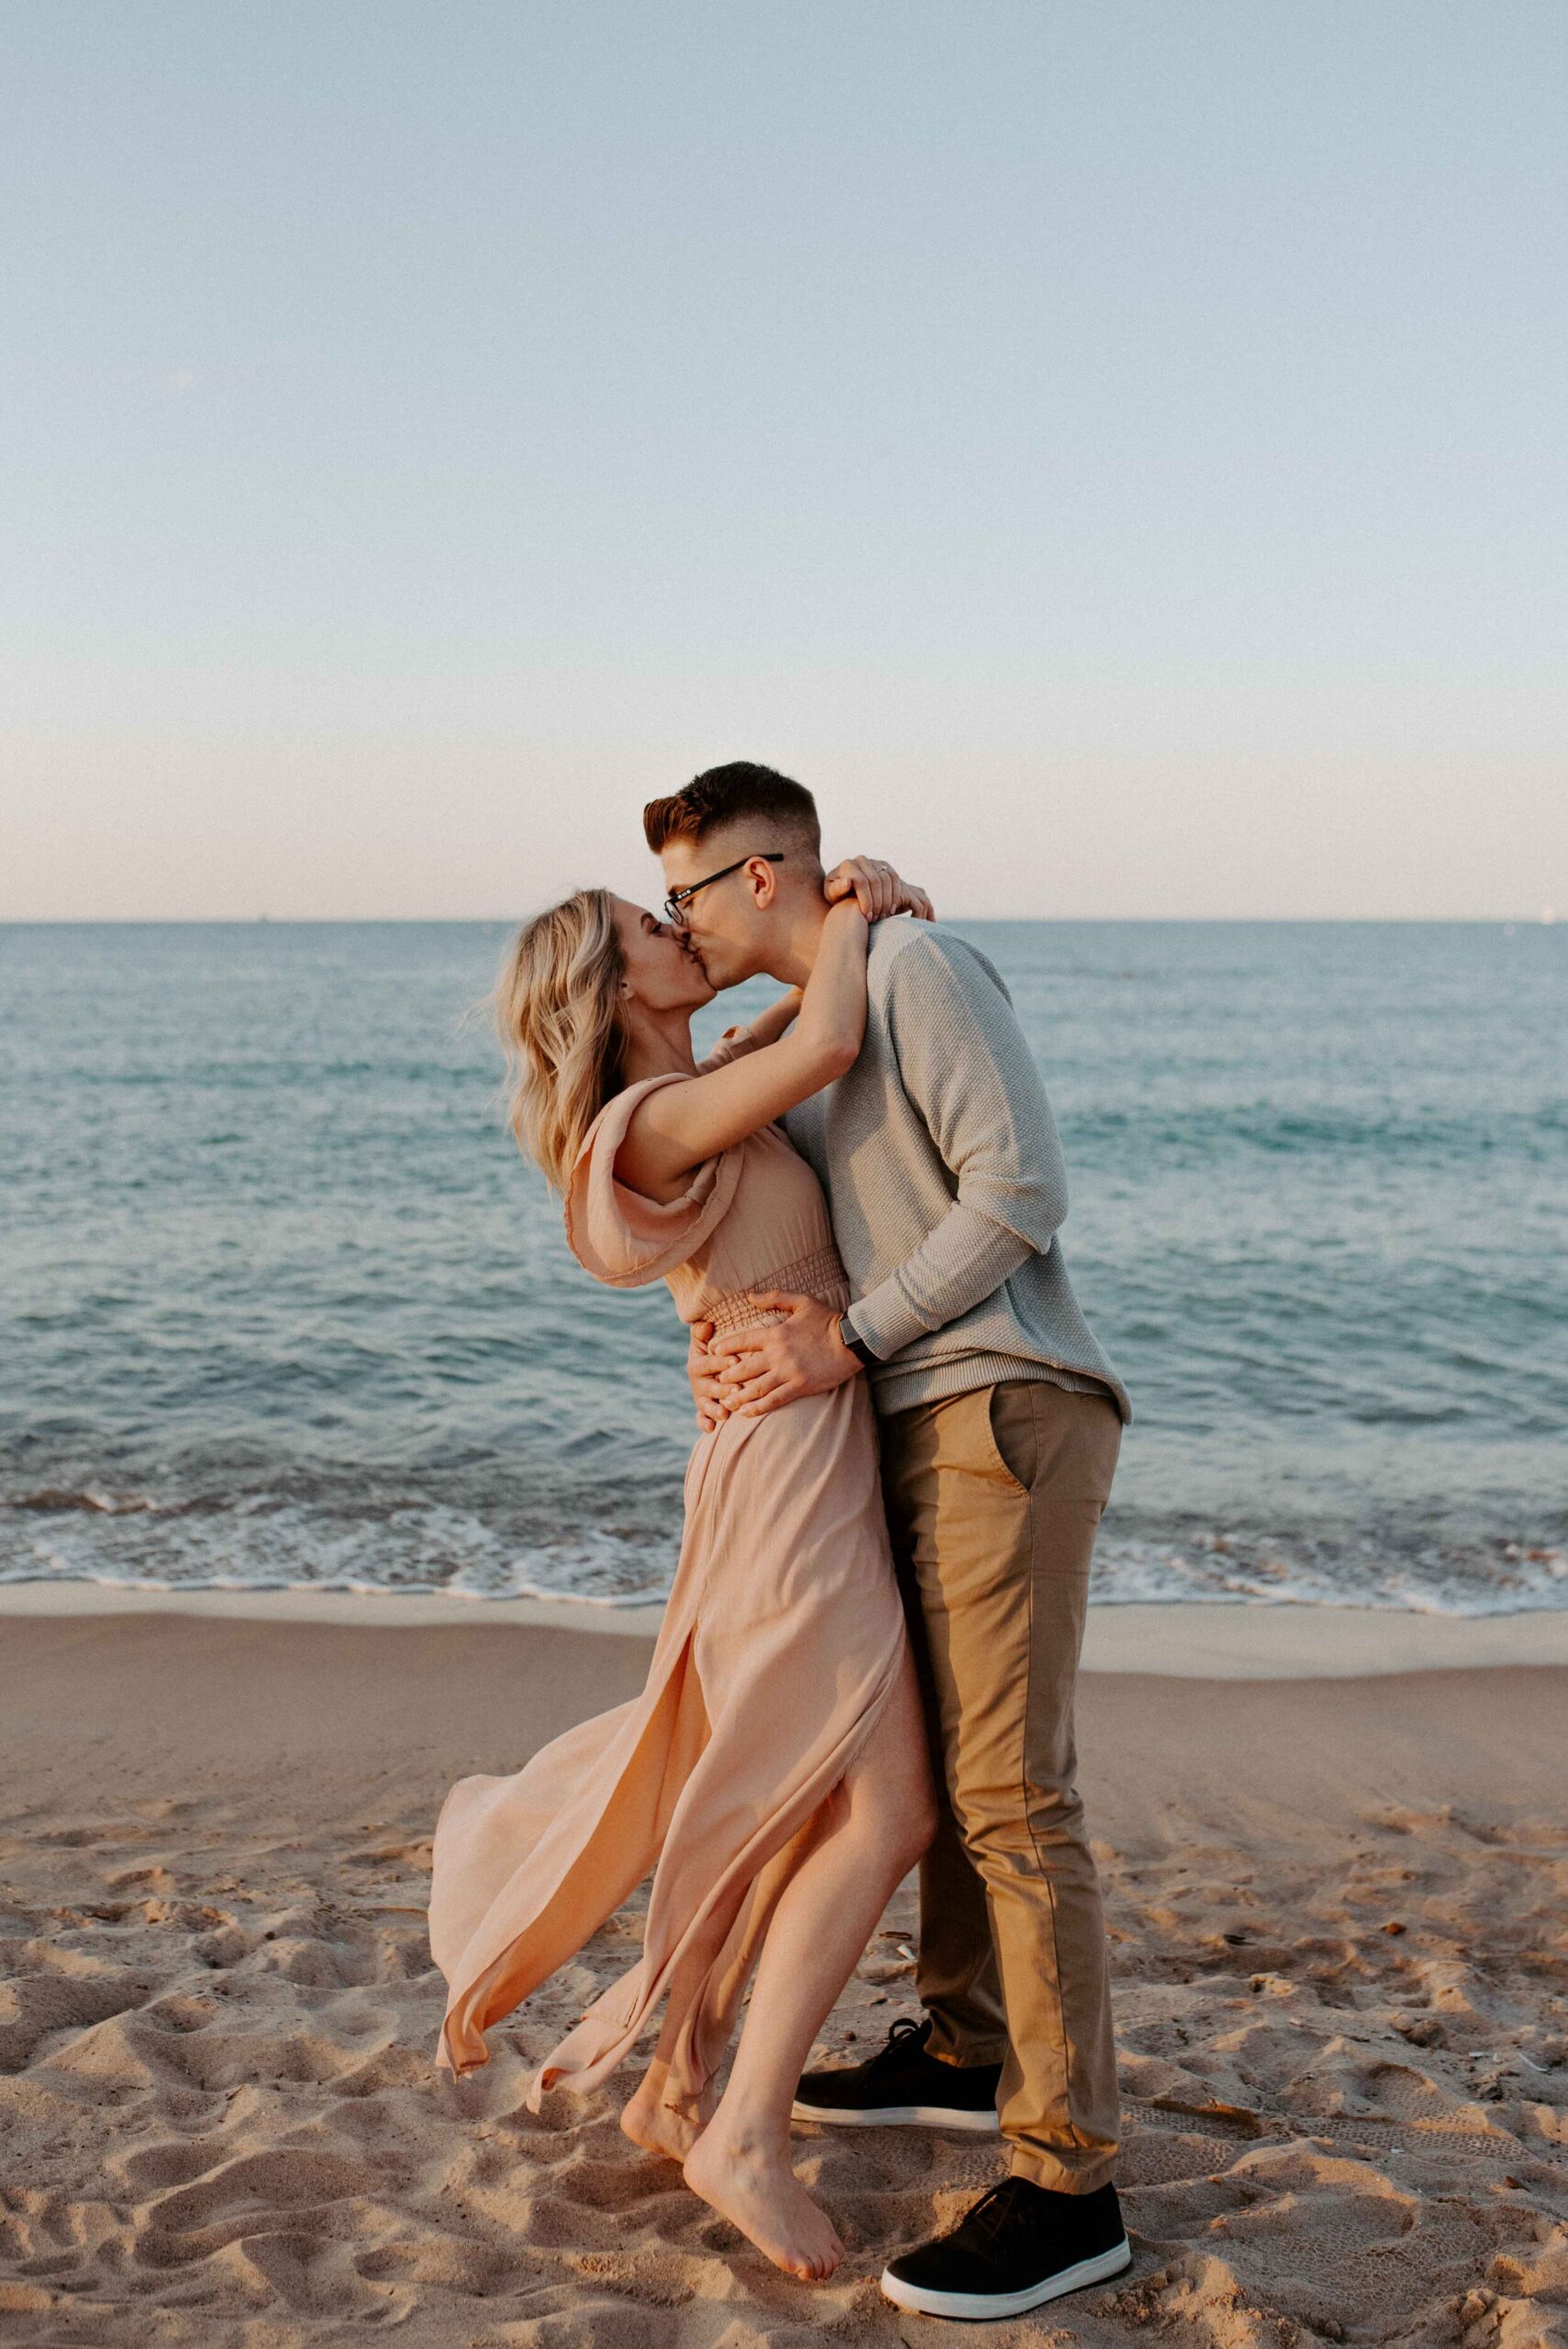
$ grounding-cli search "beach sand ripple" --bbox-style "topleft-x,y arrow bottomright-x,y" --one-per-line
2,1618 -> 1565,2346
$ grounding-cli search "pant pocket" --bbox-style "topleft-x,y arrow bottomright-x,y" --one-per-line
983,1384 -> 1039,1498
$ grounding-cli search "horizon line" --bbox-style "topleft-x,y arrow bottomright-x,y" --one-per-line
0,913 -> 1559,930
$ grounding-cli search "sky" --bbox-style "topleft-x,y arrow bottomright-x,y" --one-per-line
3,1 -> 1564,921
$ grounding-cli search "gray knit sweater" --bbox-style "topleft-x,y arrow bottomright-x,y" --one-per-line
783,920 -> 1130,1422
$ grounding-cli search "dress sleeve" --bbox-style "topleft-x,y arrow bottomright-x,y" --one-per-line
563,1074 -> 742,1287
695,1024 -> 760,1074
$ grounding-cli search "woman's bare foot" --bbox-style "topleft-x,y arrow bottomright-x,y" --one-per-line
619,2076 -> 706,2162
683,2121 -> 844,2281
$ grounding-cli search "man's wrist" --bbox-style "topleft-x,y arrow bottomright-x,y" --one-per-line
836,1312 -> 880,1372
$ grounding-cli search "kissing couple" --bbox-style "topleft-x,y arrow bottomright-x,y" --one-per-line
428,762 -> 1132,2322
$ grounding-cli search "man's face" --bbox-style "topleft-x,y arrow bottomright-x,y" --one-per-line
658,835 -> 778,990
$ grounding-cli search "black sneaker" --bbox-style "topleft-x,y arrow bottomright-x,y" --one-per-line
791,2016 -> 1002,2133
881,2176 -> 1131,2320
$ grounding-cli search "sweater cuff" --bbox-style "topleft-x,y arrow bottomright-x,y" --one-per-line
840,1304 -> 885,1362
847,1206 -> 1035,1363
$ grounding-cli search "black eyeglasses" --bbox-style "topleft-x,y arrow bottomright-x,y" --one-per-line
663,852 -> 784,926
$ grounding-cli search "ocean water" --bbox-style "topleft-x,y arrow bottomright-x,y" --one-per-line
3,920 -> 1563,1616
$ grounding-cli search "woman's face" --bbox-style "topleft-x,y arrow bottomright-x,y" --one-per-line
611,898 -> 715,1014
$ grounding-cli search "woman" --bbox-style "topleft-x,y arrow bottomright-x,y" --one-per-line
428,883 -> 936,2283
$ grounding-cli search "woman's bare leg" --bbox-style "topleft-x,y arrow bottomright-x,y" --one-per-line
683,1657 -> 935,2281
620,1880 -> 751,2160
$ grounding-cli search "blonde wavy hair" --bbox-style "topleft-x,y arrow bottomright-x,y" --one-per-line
495,888 -> 627,1191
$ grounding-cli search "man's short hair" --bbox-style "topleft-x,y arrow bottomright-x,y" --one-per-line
643,762 -> 821,859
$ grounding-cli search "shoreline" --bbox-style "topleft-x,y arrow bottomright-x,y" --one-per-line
4,1576 -> 1568,1675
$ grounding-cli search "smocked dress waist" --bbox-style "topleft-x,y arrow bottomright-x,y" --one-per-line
697,1241 -> 849,1336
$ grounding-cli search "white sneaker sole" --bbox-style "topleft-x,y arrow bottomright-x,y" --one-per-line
790,2099 -> 1001,2133
880,2236 -> 1131,2320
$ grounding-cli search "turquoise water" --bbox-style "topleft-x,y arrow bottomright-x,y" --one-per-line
3,920 -> 1563,1612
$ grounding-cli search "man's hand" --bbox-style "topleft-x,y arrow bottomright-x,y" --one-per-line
686,1319 -> 728,1432
824,856 -> 934,923
708,1290 -> 863,1419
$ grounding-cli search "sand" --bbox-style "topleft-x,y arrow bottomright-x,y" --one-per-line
2,1598 -> 1565,2348
9,1583 -> 1568,1676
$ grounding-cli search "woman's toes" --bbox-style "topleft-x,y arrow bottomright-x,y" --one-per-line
684,2131 -> 843,2279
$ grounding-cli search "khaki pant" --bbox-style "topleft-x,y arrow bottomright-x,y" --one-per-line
879,1379 -> 1122,2193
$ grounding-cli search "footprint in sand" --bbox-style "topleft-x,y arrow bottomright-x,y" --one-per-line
135,2148 -> 378,2268
0,1967 -> 150,2073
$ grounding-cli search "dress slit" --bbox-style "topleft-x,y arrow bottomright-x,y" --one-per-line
529,1630 -> 905,2112
436,1620 -> 709,2079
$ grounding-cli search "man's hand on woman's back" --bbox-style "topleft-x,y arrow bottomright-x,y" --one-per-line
688,1319 -> 728,1431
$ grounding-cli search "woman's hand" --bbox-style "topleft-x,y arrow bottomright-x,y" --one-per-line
823,857 -> 934,923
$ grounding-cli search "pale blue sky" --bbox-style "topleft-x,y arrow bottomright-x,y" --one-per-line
4,2 -> 1564,918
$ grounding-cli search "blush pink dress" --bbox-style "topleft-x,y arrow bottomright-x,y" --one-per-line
428,1030 -> 908,2121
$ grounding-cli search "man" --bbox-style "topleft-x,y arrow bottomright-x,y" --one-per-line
642,761 -> 1134,2322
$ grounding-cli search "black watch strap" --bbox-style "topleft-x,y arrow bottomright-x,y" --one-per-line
838,1314 -> 878,1370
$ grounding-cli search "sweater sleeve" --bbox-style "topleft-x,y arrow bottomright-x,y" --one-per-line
844,932 -> 1068,1362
